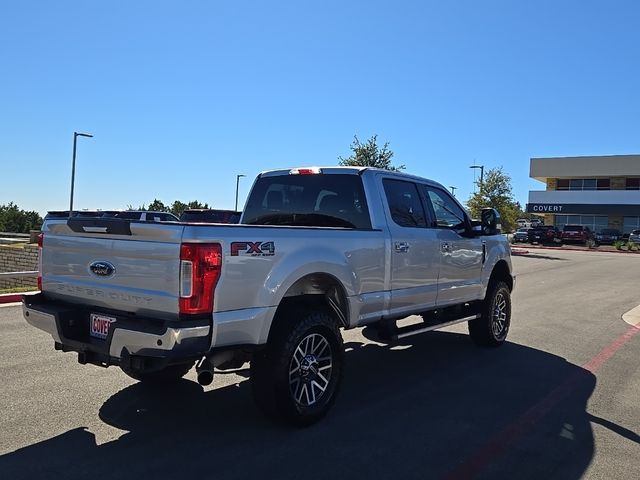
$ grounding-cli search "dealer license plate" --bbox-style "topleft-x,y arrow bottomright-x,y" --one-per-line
90,313 -> 116,340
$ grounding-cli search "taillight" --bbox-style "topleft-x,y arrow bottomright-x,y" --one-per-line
289,167 -> 321,175
179,243 -> 222,315
37,233 -> 43,291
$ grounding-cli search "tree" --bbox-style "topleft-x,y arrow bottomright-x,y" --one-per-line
466,167 -> 520,232
140,199 -> 210,217
0,203 -> 43,233
338,134 -> 405,171
147,199 -> 169,212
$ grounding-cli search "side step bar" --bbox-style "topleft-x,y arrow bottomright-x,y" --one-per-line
391,314 -> 481,341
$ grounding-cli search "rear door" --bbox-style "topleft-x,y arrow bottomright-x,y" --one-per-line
421,186 -> 484,306
381,177 -> 440,316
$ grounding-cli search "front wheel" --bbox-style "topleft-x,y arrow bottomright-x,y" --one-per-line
468,281 -> 511,347
250,308 -> 344,426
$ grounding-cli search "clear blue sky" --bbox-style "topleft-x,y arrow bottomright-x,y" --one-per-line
2,0 -> 639,216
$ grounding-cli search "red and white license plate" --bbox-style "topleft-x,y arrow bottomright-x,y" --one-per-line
90,313 -> 116,340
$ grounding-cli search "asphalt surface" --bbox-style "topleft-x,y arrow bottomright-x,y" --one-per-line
1,249 -> 639,480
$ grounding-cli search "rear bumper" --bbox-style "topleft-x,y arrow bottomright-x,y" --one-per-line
22,293 -> 210,369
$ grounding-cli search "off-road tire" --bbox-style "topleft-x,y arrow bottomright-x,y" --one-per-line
250,308 -> 344,427
121,361 -> 194,384
468,281 -> 511,347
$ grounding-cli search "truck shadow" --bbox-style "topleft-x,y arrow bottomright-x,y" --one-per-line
1,332 -> 598,480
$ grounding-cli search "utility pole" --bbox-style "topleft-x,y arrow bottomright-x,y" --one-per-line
69,132 -> 93,217
235,174 -> 246,211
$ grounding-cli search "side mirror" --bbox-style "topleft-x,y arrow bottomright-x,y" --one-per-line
481,208 -> 501,235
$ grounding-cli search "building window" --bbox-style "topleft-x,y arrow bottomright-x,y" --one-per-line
623,217 -> 640,234
626,178 -> 640,190
555,215 -> 608,231
555,178 -> 610,191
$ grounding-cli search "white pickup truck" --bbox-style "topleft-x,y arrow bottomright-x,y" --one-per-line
23,166 -> 514,425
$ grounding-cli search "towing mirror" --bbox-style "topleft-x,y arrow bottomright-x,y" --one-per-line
481,208 -> 501,235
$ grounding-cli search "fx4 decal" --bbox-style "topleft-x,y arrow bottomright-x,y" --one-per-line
230,241 -> 276,257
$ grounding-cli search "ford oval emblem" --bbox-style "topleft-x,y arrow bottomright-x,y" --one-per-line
89,261 -> 116,277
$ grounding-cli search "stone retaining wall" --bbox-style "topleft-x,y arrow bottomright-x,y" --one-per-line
0,244 -> 38,289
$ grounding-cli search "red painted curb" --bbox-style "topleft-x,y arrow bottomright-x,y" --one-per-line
0,292 -> 38,304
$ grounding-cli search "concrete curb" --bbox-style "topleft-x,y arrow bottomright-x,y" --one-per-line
513,243 -> 640,255
622,305 -> 640,328
0,291 -> 38,304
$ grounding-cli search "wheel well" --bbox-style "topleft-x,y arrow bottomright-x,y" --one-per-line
271,273 -> 349,336
489,260 -> 513,291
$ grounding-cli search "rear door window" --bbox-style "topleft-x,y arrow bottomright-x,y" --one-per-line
382,179 -> 427,228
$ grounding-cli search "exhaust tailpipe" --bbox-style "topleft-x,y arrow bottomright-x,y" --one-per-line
196,356 -> 214,386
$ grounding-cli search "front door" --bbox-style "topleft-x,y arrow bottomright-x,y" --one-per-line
421,186 -> 484,306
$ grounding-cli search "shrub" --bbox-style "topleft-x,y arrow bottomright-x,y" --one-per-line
613,240 -> 625,250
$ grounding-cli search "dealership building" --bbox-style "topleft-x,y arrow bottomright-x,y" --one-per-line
526,154 -> 640,233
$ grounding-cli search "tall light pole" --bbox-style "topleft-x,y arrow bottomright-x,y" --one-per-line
235,174 -> 246,211
469,165 -> 484,193
449,186 -> 457,196
69,132 -> 93,217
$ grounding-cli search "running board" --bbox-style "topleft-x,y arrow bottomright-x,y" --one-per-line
392,314 -> 481,341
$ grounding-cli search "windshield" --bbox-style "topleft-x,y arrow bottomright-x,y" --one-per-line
243,173 -> 372,229
563,225 -> 583,232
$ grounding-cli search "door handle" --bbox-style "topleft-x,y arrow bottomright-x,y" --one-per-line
394,242 -> 410,253
441,242 -> 451,253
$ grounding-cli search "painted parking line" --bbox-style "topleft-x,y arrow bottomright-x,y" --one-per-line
445,314 -> 640,480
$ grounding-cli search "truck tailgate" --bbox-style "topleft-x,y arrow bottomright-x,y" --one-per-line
41,219 -> 183,320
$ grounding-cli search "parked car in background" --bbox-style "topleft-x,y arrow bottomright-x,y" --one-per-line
629,229 -> 640,243
513,228 -> 530,243
179,209 -> 241,224
561,225 -> 593,244
516,219 -> 531,229
102,211 -> 179,222
528,225 -> 561,245
595,229 -> 622,245
530,218 -> 544,227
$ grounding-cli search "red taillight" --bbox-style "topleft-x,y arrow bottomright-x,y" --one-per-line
289,167 -> 321,175
179,243 -> 222,315
37,233 -> 43,291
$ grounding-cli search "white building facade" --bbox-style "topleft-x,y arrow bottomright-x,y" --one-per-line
527,155 -> 640,233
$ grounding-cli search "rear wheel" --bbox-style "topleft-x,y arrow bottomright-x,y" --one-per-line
468,281 -> 511,347
121,361 -> 194,384
250,307 -> 344,426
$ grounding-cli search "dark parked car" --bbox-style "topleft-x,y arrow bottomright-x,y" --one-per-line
595,229 -> 622,245
102,210 -> 179,222
528,225 -> 561,245
561,225 -> 593,244
513,228 -> 531,243
179,209 -> 241,224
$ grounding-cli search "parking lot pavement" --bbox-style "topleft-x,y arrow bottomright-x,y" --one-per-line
0,249 -> 639,480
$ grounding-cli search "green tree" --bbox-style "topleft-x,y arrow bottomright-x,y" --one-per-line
466,167 -> 520,232
338,134 -> 405,171
140,199 -> 210,217
0,203 -> 43,233
146,199 -> 169,212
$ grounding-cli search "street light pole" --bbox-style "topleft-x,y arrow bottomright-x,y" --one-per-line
69,132 -> 93,217
449,186 -> 457,196
469,165 -> 485,193
235,174 -> 246,211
